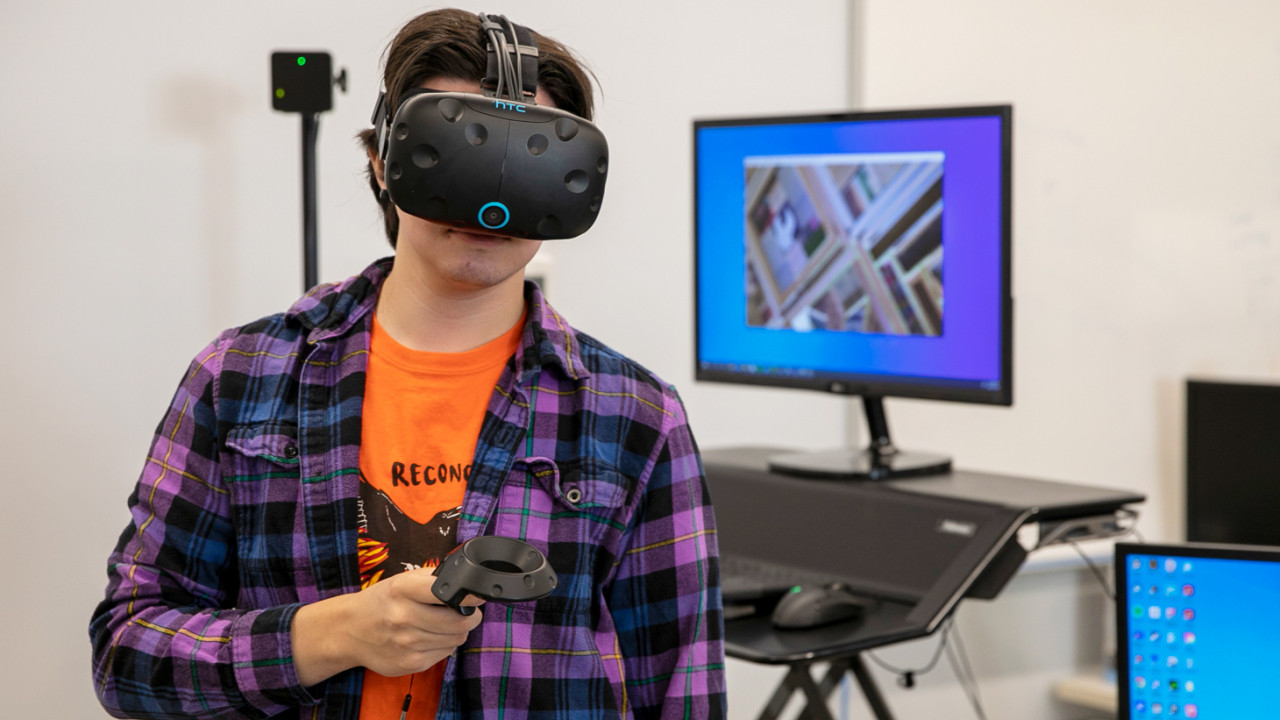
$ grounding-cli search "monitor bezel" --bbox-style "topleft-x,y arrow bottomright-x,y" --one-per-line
1114,541 -> 1280,719
692,104 -> 1014,406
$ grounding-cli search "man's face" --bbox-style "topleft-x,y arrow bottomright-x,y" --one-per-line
384,76 -> 554,294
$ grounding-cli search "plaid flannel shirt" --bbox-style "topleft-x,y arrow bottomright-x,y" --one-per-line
90,258 -> 726,720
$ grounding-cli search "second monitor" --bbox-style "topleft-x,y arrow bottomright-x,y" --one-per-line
693,105 -> 1013,480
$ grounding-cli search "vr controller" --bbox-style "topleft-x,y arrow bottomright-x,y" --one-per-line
431,535 -> 558,615
373,12 -> 609,241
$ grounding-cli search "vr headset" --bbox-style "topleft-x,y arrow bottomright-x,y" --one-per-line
371,13 -> 608,240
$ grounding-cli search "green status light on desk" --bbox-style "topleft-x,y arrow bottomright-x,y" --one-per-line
275,88 -> 285,99
788,585 -> 802,594
297,56 -> 307,66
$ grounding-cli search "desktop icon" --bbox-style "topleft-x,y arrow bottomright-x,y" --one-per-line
1166,632 -> 1176,644
1135,701 -> 1147,713
1184,704 -> 1198,718
1182,562 -> 1192,572
1150,559 -> 1159,570
1185,680 -> 1194,692
1183,631 -> 1196,645
1152,702 -> 1163,715
1149,606 -> 1162,620
1167,656 -> 1179,668
1183,608 -> 1195,621
1165,559 -> 1178,572
1182,584 -> 1195,597
1165,607 -> 1177,620
1135,676 -> 1147,689
1149,631 -> 1161,642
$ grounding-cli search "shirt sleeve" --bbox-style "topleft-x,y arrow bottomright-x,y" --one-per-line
89,335 -> 321,719
605,391 -> 727,720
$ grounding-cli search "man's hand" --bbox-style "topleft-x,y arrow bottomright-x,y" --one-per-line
292,569 -> 484,686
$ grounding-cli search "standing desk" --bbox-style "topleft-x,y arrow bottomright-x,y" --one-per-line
704,447 -> 1145,720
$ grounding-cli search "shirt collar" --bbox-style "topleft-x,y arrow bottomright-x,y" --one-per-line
286,257 -> 588,381
519,279 -> 590,383
286,257 -> 389,344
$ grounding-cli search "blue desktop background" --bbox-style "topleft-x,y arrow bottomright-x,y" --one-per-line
695,113 -> 1006,390
1121,553 -> 1280,717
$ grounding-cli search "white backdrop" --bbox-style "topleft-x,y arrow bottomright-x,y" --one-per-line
0,1 -> 850,717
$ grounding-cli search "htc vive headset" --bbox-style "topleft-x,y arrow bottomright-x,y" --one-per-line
371,13 -> 608,240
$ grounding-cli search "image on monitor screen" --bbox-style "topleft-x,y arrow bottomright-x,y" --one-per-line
694,105 -> 1012,479
744,153 -> 945,337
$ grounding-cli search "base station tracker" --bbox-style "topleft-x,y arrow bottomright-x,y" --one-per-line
432,536 -> 558,615
371,12 -> 609,240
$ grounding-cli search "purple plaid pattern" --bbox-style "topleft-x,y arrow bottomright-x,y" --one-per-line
90,258 -> 726,720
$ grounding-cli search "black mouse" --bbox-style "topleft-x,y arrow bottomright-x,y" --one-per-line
770,583 -> 876,630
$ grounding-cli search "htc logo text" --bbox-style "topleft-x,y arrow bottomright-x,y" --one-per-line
493,100 -> 526,113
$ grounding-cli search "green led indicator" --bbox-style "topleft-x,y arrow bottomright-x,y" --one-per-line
297,56 -> 306,66
789,586 -> 802,594
275,88 -> 285,99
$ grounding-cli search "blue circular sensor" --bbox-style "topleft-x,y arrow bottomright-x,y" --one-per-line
478,202 -> 510,230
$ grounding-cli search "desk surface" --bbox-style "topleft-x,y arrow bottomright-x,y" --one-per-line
706,447 -> 1146,664
704,446 -> 1146,522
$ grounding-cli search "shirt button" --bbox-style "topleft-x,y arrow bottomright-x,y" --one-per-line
564,487 -> 583,505
283,444 -> 299,459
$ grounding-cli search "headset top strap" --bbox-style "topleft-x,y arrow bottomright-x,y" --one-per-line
479,14 -> 539,100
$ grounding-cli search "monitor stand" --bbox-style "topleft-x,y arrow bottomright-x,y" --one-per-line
768,396 -> 952,480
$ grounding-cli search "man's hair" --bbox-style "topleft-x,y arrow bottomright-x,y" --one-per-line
359,8 -> 596,247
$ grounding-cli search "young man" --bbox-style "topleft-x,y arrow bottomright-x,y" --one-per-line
90,9 -> 725,720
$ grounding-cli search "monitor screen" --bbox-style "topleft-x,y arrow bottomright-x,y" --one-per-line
1115,542 -> 1280,719
693,105 -> 1012,405
1186,379 -> 1280,546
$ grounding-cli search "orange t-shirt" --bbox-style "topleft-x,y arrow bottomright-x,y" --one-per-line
356,312 -> 523,720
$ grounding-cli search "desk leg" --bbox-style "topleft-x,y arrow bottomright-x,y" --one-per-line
848,654 -> 896,720
758,664 -> 831,720
753,656 -> 896,720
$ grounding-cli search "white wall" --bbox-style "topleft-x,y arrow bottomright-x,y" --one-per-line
7,1 -> 1278,718
827,1 -> 1280,718
0,1 -> 849,718
856,0 -> 1280,540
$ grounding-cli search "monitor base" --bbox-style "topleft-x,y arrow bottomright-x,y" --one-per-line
768,448 -> 952,481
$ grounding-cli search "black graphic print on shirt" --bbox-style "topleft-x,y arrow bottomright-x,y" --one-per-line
357,472 -> 460,588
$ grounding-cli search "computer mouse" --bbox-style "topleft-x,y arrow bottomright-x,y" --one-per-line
770,583 -> 876,630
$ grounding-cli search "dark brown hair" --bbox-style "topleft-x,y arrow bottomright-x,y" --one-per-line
359,8 -> 596,247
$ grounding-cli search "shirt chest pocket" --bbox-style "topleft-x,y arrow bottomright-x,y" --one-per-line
222,421 -> 314,599
489,457 -> 632,615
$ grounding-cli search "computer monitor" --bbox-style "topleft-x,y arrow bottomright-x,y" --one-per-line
1185,378 -> 1280,545
1115,542 -> 1280,719
693,105 -> 1012,479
